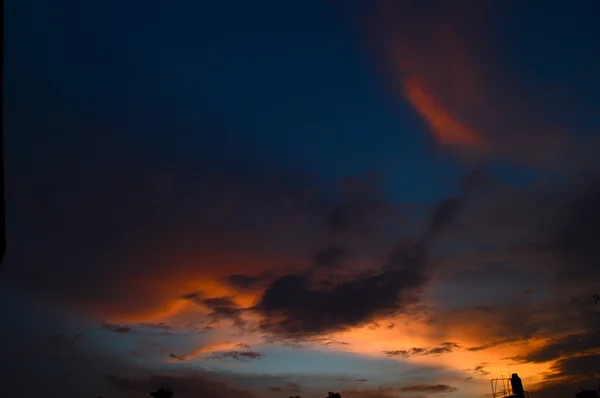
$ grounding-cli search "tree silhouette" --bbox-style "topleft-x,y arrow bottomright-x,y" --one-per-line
150,387 -> 173,398
327,393 -> 341,398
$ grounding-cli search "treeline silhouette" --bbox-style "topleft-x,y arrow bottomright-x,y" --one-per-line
95,387 -> 600,398
96,387 -> 342,397
150,387 -> 173,398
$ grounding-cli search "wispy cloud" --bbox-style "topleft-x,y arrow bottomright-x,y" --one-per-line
45,333 -> 84,347
400,384 -> 458,393
384,342 -> 462,358
362,0 -> 590,165
207,351 -> 264,361
102,323 -> 134,334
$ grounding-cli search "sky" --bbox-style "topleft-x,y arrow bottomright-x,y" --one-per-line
3,1 -> 600,397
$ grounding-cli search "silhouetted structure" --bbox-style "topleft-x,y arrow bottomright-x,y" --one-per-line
576,388 -> 599,398
491,373 -> 528,398
510,373 -> 524,395
327,393 -> 341,398
150,387 -> 173,398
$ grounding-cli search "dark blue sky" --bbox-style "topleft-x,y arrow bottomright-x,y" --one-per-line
5,0 -> 475,209
4,1 -> 600,398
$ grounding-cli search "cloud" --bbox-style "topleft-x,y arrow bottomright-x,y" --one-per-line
181,293 -> 248,328
361,1 -> 598,165
169,353 -> 189,362
400,384 -> 458,393
314,247 -> 348,268
254,185 -> 475,339
182,293 -> 237,313
323,177 -> 407,244
335,378 -> 369,383
543,355 -> 600,381
102,323 -> 134,333
5,160 -> 326,321
140,322 -> 172,330
529,355 -> 600,398
384,342 -> 462,358
45,333 -> 84,347
466,338 -> 521,352
255,262 -> 427,338
222,274 -> 268,291
402,75 -> 483,149
509,331 -> 600,364
207,351 -> 264,361
6,156 -> 422,330
425,197 -> 460,239
470,363 -> 490,376
418,170 -> 600,363
384,338 -> 521,358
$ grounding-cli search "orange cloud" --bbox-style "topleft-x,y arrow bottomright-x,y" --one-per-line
361,1 -> 487,151
359,1 -> 579,165
310,315 -> 555,393
402,75 -> 482,148
91,248 -> 289,324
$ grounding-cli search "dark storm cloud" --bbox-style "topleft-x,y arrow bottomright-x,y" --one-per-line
400,384 -> 458,393
543,354 -> 600,381
314,247 -> 348,268
466,338 -> 520,352
384,342 -> 462,358
471,305 -> 496,314
207,351 -> 264,361
426,197 -> 460,238
255,263 -> 426,338
102,323 -> 134,334
169,353 -> 188,361
327,197 -> 383,234
384,338 -> 518,358
181,293 -> 247,326
462,171 -> 600,286
461,169 -> 490,193
508,330 -> 600,364
7,149 -> 418,326
545,176 -> 600,282
6,149 -> 325,319
45,333 -> 84,347
106,374 -> 258,398
532,355 -> 600,397
140,322 -> 172,330
430,169 -> 600,373
254,180 -> 477,338
203,297 -> 238,309
326,177 -> 400,236
222,274 -> 266,290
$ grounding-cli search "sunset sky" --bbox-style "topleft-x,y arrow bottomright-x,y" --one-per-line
3,1 -> 600,397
